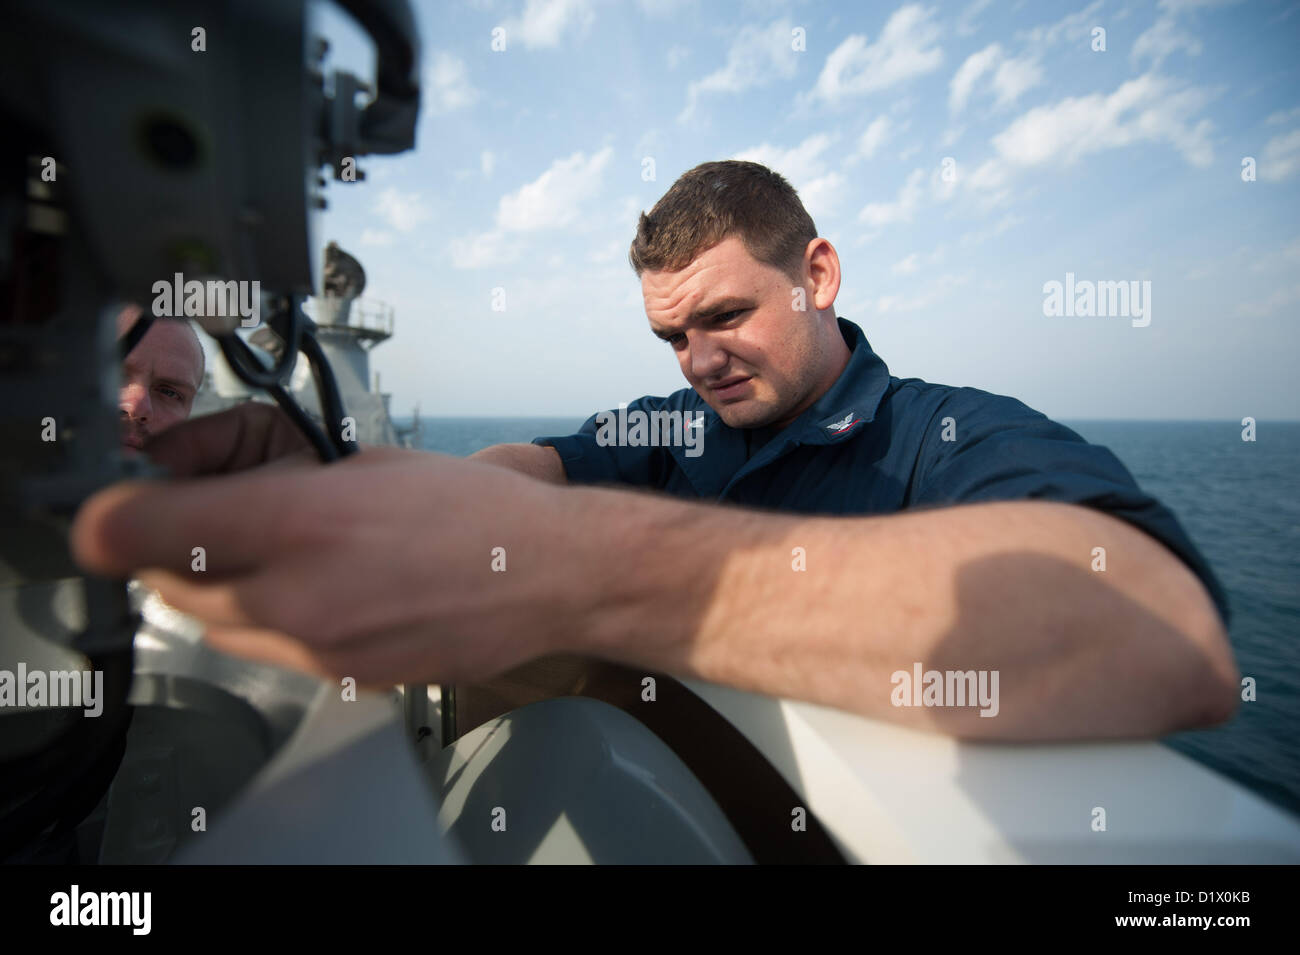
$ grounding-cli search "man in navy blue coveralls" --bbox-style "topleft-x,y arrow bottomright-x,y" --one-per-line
471,159 -> 1238,740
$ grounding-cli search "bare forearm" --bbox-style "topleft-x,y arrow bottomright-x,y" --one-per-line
469,443 -> 566,484
567,489 -> 1238,740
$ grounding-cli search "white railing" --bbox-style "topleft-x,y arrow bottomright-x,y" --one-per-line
305,295 -> 394,336
347,298 -> 395,336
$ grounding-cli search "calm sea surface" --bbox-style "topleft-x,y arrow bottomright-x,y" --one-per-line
398,415 -> 1300,818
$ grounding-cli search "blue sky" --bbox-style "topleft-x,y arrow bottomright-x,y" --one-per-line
303,0 -> 1300,421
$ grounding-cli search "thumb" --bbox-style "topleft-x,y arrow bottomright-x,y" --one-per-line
143,403 -> 313,478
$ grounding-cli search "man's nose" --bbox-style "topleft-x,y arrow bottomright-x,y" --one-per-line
119,382 -> 151,420
689,332 -> 729,380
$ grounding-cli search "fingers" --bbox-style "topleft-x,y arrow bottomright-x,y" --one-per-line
143,403 -> 312,478
138,562 -> 497,686
137,568 -> 268,628
203,624 -> 336,681
70,469 -> 307,578
203,619 -> 467,687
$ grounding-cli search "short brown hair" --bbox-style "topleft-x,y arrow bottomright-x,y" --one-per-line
628,160 -> 818,283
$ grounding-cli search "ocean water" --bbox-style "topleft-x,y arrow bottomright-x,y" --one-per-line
397,415 -> 1300,819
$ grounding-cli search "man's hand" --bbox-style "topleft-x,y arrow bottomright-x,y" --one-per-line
71,404 -> 580,686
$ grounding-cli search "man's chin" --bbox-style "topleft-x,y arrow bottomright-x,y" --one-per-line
713,401 -> 780,430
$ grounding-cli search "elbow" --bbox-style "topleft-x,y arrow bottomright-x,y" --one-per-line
1170,608 -> 1240,731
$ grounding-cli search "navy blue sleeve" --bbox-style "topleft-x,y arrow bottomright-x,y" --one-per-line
910,388 -> 1231,628
531,395 -> 676,489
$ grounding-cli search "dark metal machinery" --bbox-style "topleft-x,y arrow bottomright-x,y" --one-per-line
0,0 -> 421,860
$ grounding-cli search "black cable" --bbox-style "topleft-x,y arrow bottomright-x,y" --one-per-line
299,327 -> 358,458
215,302 -> 300,389
267,381 -> 338,462
118,312 -> 154,360
210,296 -> 365,464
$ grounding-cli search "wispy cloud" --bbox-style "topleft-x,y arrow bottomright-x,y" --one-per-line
872,271 -> 972,314
425,52 -> 479,114
1132,0 -> 1242,69
989,73 -> 1215,170
679,19 -> 799,122
858,168 -> 925,230
810,5 -> 943,105
855,115 -> 892,160
950,43 -> 1000,113
1260,128 -> 1300,182
449,147 -> 614,269
375,188 -> 432,232
501,0 -> 596,49
496,147 -> 614,230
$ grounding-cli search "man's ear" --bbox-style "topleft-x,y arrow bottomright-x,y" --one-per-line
807,239 -> 840,313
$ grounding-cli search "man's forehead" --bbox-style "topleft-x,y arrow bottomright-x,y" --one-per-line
123,320 -> 203,388
645,246 -> 746,309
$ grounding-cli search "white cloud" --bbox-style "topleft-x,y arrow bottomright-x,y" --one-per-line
1133,0 -> 1242,67
856,115 -> 892,160
449,229 -> 513,269
798,173 -> 846,222
733,134 -> 843,220
892,252 -> 921,275
990,56 -> 1043,108
930,162 -> 957,202
375,188 -> 432,232
950,43 -> 1000,113
733,133 -> 836,186
1017,0 -> 1104,49
496,147 -> 614,231
872,271 -> 972,314
502,0 -> 596,49
1260,128 -> 1300,181
1266,106 -> 1300,125
991,73 -> 1214,169
481,150 -> 497,177
1247,237 -> 1300,272
666,44 -> 690,70
858,168 -> 925,229
1131,15 -> 1202,67
811,5 -> 943,105
964,158 -> 1013,206
637,0 -> 690,17
1235,282 -> 1300,318
949,43 -> 1041,114
956,0 -> 993,37
959,212 -> 1023,245
679,20 -> 798,122
359,229 -> 395,247
425,53 -> 479,114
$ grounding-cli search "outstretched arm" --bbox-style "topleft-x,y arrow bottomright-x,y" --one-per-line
70,405 -> 1238,741
565,485 -> 1238,740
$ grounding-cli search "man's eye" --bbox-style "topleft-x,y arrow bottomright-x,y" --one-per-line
159,387 -> 181,400
666,333 -> 685,347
